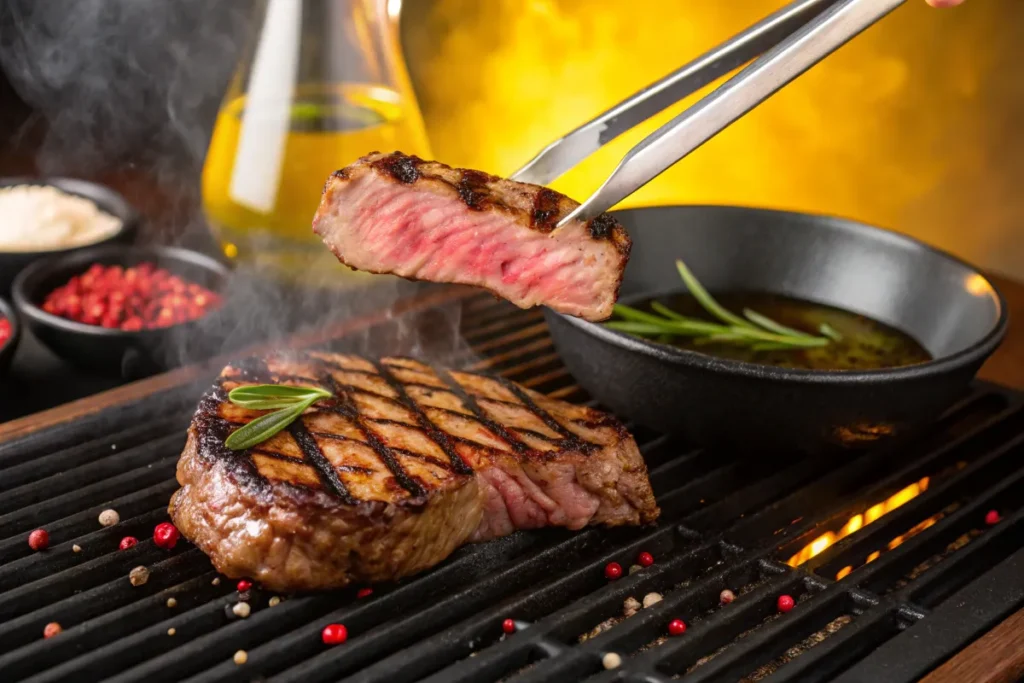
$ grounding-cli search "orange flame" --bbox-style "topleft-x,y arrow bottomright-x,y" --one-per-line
786,477 -> 930,567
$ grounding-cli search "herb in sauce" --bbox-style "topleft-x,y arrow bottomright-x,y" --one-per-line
605,259 -> 930,371
628,290 -> 931,370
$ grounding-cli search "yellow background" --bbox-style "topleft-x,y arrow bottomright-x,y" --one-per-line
402,0 -> 1024,277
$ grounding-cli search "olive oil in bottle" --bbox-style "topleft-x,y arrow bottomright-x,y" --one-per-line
201,0 -> 431,285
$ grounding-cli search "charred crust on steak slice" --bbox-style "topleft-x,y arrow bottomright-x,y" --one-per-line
323,151 -> 631,247
587,213 -> 618,240
370,150 -> 423,184
326,167 -> 349,190
456,169 -> 499,210
531,188 -> 563,232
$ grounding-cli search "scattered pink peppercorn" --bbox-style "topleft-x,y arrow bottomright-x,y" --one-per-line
43,622 -> 62,638
604,562 -> 623,580
237,579 -> 252,592
153,522 -> 180,549
777,595 -> 795,613
637,551 -> 654,567
321,623 -> 348,645
357,587 -> 373,599
985,509 -> 1001,526
668,619 -> 687,636
28,529 -> 49,551
119,536 -> 138,551
720,589 -> 735,605
502,619 -> 516,634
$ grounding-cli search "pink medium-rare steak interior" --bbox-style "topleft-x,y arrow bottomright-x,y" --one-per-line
313,152 -> 631,321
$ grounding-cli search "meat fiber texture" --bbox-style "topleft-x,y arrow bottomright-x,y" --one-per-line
313,152 -> 632,322
169,351 -> 659,591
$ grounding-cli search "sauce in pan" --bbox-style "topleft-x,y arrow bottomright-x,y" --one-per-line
637,291 -> 932,371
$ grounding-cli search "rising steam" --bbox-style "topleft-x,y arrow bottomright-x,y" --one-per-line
0,0 -> 475,375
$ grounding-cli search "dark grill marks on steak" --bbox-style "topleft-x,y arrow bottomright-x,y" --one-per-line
170,351 -> 659,590
287,419 -> 357,504
372,360 -> 473,475
430,364 -> 530,455
350,152 -> 628,248
496,375 -> 584,445
200,351 -> 626,504
317,371 -> 429,499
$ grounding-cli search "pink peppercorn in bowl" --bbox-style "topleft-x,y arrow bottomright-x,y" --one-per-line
12,244 -> 230,377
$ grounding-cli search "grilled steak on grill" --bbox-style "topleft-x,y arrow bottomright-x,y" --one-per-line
169,351 -> 659,591
312,152 -> 632,322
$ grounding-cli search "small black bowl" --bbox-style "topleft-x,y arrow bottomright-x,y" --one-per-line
545,205 -> 1008,455
0,295 -> 21,376
12,245 -> 231,378
0,177 -> 140,296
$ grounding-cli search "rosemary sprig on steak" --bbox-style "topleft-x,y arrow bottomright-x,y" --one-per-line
224,384 -> 332,450
605,259 -> 841,351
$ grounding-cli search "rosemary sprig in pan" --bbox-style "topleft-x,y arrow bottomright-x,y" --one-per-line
605,259 -> 842,352
224,384 -> 333,450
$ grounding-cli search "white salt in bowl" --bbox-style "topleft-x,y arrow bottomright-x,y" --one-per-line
0,177 -> 140,295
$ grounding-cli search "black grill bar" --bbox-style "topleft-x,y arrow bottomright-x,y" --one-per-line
414,533 -> 716,683
0,507 -> 173,591
755,603 -> 905,683
0,480 -> 179,564
724,397 -> 1023,554
0,294 -> 1022,683
643,573 -> 835,682
5,568 -> 226,683
831,545 -> 1024,683
899,506 -> 1024,609
827,457 -> 1024,596
227,530 -> 640,683
802,423 -> 1024,580
0,384 -> 203,464
0,415 -> 188,491
0,454 -> 180,538
0,434 -> 187,517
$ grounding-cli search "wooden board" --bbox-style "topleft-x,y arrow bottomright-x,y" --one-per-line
920,606 -> 1024,683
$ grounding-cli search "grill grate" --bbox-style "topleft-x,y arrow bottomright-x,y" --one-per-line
1,292 -> 1022,683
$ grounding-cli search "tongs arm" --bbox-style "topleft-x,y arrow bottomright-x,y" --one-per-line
509,0 -> 837,187
514,0 -> 906,226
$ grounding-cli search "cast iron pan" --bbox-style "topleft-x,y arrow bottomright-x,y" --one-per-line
544,206 -> 1008,454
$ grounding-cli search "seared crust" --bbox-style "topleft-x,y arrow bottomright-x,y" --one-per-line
170,432 -> 482,592
169,351 -> 658,591
324,151 -> 631,255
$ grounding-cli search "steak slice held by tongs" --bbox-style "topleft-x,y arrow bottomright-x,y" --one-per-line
169,351 -> 658,591
312,152 -> 631,322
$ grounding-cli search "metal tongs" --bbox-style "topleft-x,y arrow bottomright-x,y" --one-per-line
510,0 -> 905,226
